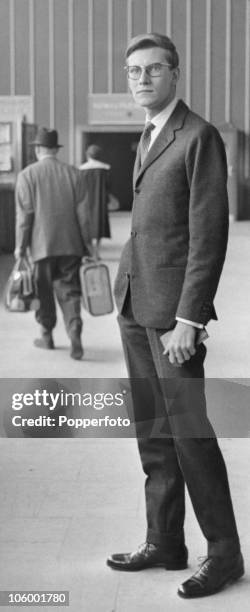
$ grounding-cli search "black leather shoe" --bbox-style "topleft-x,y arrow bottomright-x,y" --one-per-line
107,542 -> 188,571
178,552 -> 244,598
70,332 -> 84,360
34,332 -> 54,349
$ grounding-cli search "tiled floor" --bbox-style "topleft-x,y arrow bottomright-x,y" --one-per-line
0,437 -> 249,612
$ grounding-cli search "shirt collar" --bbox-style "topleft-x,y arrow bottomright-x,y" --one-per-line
79,158 -> 110,170
39,153 -> 57,160
145,97 -> 179,129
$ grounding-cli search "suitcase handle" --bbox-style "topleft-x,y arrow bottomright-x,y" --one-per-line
81,256 -> 99,265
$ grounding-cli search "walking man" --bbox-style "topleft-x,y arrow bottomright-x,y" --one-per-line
107,33 -> 244,598
15,127 -> 92,360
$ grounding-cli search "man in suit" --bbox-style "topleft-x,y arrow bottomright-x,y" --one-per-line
107,33 -> 244,598
15,127 -> 92,360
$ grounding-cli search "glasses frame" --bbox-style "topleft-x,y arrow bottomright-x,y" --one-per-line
124,62 -> 173,80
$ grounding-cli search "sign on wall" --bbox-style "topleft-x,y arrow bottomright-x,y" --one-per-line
88,94 -> 144,125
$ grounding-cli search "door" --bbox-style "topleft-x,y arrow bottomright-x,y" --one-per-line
82,131 -> 141,210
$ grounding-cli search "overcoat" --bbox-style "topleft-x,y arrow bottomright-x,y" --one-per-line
79,163 -> 111,239
15,157 -> 91,261
114,100 -> 229,328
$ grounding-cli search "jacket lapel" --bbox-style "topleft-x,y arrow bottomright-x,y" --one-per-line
134,100 -> 189,188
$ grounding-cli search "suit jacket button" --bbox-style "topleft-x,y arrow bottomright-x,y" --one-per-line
134,187 -> 140,194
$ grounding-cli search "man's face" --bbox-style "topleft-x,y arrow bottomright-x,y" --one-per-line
126,46 -> 179,117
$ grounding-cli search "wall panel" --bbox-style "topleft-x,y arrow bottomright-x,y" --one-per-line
15,0 -> 30,95
132,0 -> 147,36
151,0 -> 166,33
0,0 -> 10,94
172,0 -> 187,101
113,0 -> 128,93
231,0 -> 245,129
93,0 -> 108,92
191,0 -> 206,117
211,0 -> 226,125
74,0 -> 88,127
34,0 -> 50,126
54,0 -> 69,161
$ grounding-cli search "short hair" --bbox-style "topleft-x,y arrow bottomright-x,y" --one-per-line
126,33 -> 179,69
86,144 -> 102,160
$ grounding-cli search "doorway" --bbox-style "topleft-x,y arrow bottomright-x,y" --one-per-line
81,131 -> 141,210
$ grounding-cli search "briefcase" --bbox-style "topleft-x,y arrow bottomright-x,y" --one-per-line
79,258 -> 114,316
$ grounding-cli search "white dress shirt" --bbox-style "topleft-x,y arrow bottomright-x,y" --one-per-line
146,97 -> 179,150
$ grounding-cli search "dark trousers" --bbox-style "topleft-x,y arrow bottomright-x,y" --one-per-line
118,295 -> 240,557
34,256 -> 82,336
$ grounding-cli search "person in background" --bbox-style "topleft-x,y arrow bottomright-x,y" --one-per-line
107,32 -> 244,599
79,145 -> 111,260
15,126 -> 93,360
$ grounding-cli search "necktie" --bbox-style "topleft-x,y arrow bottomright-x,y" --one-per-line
139,122 -> 155,166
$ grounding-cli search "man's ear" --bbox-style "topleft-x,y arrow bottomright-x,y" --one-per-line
172,67 -> 180,84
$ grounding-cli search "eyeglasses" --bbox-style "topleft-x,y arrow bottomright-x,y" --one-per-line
124,62 -> 172,80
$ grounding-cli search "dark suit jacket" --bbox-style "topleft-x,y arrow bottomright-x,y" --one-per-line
114,100 -> 229,328
15,157 -> 91,261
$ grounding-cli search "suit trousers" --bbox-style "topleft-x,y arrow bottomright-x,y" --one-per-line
34,256 -> 82,336
118,293 -> 240,557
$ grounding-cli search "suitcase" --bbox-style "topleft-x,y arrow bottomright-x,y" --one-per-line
79,258 -> 114,316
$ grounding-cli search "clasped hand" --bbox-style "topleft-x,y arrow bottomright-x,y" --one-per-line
164,321 -> 196,367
